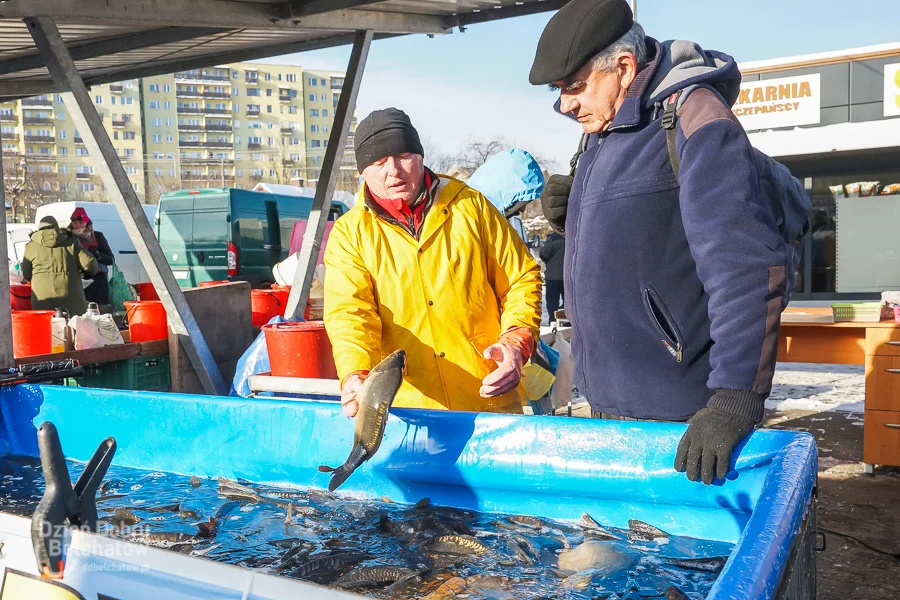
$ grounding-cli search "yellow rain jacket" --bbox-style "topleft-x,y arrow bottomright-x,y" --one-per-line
324,175 -> 542,413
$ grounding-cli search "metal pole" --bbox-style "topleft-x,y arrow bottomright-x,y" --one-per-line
285,29 -> 373,318
0,149 -> 14,369
631,0 -> 637,19
27,17 -> 227,395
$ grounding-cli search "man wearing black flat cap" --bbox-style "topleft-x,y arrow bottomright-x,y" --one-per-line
531,0 -> 799,485
323,108 -> 542,418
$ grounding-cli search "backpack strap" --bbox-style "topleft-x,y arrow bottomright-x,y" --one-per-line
661,90 -> 683,182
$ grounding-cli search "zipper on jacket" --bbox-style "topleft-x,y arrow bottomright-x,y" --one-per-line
643,286 -> 684,363
568,137 -> 604,326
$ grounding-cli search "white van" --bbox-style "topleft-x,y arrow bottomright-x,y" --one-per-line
33,202 -> 158,284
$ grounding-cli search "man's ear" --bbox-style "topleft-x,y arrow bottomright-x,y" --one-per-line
617,53 -> 638,90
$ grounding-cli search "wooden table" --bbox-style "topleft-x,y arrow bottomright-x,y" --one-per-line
779,308 -> 900,472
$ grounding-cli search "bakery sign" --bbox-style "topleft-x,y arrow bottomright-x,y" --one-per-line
885,63 -> 900,117
733,73 -> 821,130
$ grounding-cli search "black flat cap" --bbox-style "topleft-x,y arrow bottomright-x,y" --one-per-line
529,0 -> 634,86
354,108 -> 424,171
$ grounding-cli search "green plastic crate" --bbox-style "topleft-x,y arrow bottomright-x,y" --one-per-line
66,355 -> 170,391
831,302 -> 883,323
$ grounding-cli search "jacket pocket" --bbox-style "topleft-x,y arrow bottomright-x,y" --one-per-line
643,285 -> 685,363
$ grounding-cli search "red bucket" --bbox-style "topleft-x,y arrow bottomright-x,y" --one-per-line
268,285 -> 311,320
263,321 -> 337,379
9,283 -> 32,310
11,310 -> 54,358
124,301 -> 168,342
250,289 -> 289,328
134,282 -> 159,301
199,280 -> 230,287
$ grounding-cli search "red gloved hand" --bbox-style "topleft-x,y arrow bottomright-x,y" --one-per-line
479,343 -> 524,398
340,372 -> 368,418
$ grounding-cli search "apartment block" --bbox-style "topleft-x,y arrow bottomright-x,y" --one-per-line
2,62 -> 356,221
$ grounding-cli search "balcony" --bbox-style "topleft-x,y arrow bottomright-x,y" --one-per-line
176,72 -> 231,84
177,106 -> 202,115
111,120 -> 127,128
205,124 -> 232,132
177,123 -> 203,132
24,135 -> 54,143
248,142 -> 262,150
175,88 -> 204,99
25,152 -> 54,160
203,92 -> 231,100
23,116 -> 54,125
109,84 -> 124,94
1,132 -> 16,140
279,95 -> 292,103
76,172 -> 93,181
245,76 -> 259,86
22,98 -> 52,108
203,107 -> 230,116
1,113 -> 18,122
280,127 -> 293,136
180,173 -> 208,181
179,140 -> 233,149
74,136 -> 84,144
246,109 -> 260,118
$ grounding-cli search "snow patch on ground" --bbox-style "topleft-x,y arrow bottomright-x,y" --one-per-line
767,362 -> 865,415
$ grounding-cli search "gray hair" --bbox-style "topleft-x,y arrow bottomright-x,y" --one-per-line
590,22 -> 649,73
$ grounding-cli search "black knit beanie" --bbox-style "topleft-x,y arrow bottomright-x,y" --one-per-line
354,108 -> 424,171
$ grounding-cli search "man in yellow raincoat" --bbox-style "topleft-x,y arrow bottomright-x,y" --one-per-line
324,108 -> 542,416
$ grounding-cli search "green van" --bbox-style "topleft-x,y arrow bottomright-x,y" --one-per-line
155,188 -> 348,288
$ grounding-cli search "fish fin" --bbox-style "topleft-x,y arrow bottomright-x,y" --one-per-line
317,465 -> 336,473
325,444 -> 369,492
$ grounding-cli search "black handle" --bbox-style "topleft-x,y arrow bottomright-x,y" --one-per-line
263,244 -> 281,250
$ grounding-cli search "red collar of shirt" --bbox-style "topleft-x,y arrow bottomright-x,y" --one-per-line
368,171 -> 432,232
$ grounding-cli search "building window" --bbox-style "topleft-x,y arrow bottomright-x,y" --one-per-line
233,71 -> 239,79
59,147 -> 68,155
79,183 -> 95,192
59,130 -> 67,139
235,136 -> 241,144
309,94 -> 316,102
124,131 -> 136,140
233,88 -> 239,96
267,122 -> 274,129
124,149 -> 135,157
113,132 -> 119,140
309,78 -> 317,86
234,120 -> 241,128
164,84 -> 171,93
56,94 -> 64,103
237,168 -> 243,177
289,106 -> 298,114
152,134 -> 162,143
150,101 -> 160,109
270,169 -> 276,177
164,101 -> 171,109
266,89 -> 272,97
166,118 -> 173,127
310,140 -> 320,148
126,166 -> 138,175
310,125 -> 319,133
95,96 -> 103,104
234,104 -> 241,112
320,94 -> 327,102
235,152 -> 242,160
124,97 -> 133,105
149,84 -> 160,92
322,109 -> 328,117
311,109 -> 319,117
267,105 -> 272,113
58,111 -> 65,121
265,73 -> 271,81
268,137 -> 274,146
151,117 -> 161,126
166,135 -> 173,143
288,74 -> 296,83
169,168 -> 175,177
320,79 -> 326,86
76,147 -> 89,156
247,88 -> 260,97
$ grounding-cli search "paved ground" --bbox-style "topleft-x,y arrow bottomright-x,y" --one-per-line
558,362 -> 900,599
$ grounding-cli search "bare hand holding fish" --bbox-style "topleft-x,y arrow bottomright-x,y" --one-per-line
319,350 -> 406,491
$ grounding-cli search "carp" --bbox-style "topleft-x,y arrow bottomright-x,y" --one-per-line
627,519 -> 671,542
661,555 -> 728,573
423,534 -> 489,555
334,565 -> 417,589
318,350 -> 406,491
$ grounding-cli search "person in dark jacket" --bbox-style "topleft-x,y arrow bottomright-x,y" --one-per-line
530,0 -> 789,485
69,207 -> 114,306
21,215 -> 98,316
539,232 -> 565,323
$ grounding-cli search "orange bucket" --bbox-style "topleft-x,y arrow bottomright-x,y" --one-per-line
250,289 -> 289,328
9,283 -> 32,310
124,301 -> 168,342
11,310 -> 54,358
263,321 -> 337,379
134,282 -> 159,301
199,280 -> 230,287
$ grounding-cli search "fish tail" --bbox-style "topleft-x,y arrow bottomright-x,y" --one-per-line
325,445 -> 368,492
317,465 -> 336,473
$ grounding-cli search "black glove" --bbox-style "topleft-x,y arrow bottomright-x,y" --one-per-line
674,407 -> 755,485
540,174 -> 573,234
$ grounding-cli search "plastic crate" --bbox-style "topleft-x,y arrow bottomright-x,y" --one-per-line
831,302 -> 883,323
66,354 -> 170,391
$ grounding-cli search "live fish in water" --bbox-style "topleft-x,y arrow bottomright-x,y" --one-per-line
318,350 -> 406,491
557,540 -> 639,575
662,555 -> 728,573
628,519 -> 670,542
108,508 -> 140,527
189,475 -> 202,488
581,513 -> 623,540
292,551 -> 374,584
334,565 -> 417,590
217,477 -> 320,515
666,585 -> 690,600
423,534 -> 489,556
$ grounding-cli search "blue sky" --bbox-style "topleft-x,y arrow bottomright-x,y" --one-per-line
260,0 -> 900,170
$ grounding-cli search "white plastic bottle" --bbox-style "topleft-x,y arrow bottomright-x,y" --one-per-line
51,309 -> 70,353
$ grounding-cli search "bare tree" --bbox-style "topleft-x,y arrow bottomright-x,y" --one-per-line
451,137 -> 508,171
420,137 -> 455,174
2,152 -> 26,221
146,171 -> 181,205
